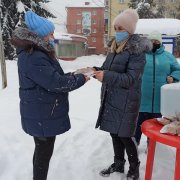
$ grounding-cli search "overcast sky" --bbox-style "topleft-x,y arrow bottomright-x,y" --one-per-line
48,0 -> 103,32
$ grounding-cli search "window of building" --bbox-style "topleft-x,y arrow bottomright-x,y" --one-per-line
77,11 -> 81,15
92,29 -> 96,33
105,0 -> 108,6
170,0 -> 176,2
77,20 -> 81,24
77,29 -> 81,33
119,10 -> 123,14
92,11 -> 96,15
92,19 -> 96,24
118,0 -> 124,3
92,37 -> 96,42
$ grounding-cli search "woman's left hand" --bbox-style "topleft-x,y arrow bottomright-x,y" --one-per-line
94,71 -> 104,82
84,75 -> 90,82
167,76 -> 174,83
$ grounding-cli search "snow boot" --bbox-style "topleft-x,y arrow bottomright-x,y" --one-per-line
99,159 -> 126,177
127,161 -> 140,180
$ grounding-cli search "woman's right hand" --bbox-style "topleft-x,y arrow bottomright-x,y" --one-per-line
94,71 -> 104,82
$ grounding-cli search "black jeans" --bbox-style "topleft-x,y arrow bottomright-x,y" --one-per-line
110,133 -> 139,164
33,136 -> 56,180
135,112 -> 161,144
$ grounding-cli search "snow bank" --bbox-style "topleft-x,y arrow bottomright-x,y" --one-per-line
135,19 -> 180,35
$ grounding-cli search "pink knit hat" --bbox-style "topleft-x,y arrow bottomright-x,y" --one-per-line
113,9 -> 139,34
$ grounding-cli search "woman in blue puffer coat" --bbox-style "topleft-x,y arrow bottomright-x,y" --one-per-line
11,11 -> 88,180
135,31 -> 180,145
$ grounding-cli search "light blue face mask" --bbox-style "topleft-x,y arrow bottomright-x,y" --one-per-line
48,38 -> 55,48
115,31 -> 129,43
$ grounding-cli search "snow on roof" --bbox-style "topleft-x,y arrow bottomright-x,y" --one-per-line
135,19 -> 180,35
54,32 -> 87,41
66,2 -> 104,8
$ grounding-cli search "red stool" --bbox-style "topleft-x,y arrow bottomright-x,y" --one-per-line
141,119 -> 180,180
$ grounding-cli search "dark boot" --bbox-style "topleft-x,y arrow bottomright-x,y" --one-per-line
99,159 -> 126,177
127,161 -> 140,180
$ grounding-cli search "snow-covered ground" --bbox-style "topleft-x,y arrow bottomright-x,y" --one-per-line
0,55 -> 176,180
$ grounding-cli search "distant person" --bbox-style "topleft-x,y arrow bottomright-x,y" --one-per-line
91,9 -> 152,180
11,11 -> 89,180
135,31 -> 180,146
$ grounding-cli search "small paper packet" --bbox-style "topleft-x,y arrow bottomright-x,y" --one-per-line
74,68 -> 95,77
156,117 -> 171,125
160,121 -> 180,135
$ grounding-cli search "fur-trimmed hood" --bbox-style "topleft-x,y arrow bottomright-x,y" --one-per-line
11,27 -> 54,52
125,34 -> 152,55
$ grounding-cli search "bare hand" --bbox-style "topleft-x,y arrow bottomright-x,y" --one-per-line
167,76 -> 174,83
94,71 -> 104,82
84,76 -> 90,82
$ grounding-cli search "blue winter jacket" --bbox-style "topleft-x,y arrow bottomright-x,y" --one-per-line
140,45 -> 180,113
12,27 -> 86,137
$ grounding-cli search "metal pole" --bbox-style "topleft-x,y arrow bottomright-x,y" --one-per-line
0,0 -> 7,89
108,0 -> 111,40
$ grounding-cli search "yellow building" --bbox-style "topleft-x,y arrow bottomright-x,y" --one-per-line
107,0 -> 180,40
108,0 -> 129,39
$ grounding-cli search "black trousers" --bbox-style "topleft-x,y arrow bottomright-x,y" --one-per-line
33,136 -> 56,180
110,133 -> 139,164
135,112 -> 161,144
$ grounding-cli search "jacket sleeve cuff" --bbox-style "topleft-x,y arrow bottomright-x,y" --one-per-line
74,74 -> 86,87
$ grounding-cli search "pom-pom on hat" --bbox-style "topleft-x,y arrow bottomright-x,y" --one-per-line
113,9 -> 139,34
148,31 -> 162,43
25,11 -> 55,37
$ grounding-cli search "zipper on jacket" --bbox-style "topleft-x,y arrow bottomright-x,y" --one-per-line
51,99 -> 58,116
152,54 -> 156,113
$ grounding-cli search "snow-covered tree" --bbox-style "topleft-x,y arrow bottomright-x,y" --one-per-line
136,0 -> 164,18
1,0 -> 55,60
176,5 -> 180,19
128,0 -> 140,9
129,0 -> 164,18
155,3 -> 166,18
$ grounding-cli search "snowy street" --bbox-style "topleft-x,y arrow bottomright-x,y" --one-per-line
0,55 -> 176,180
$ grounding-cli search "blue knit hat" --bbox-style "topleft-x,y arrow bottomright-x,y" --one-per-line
25,11 -> 55,37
